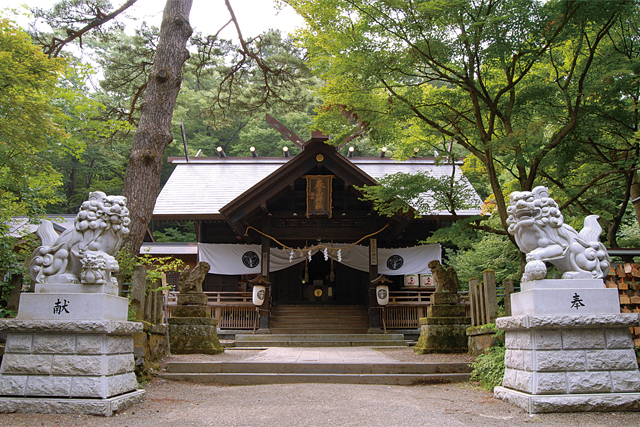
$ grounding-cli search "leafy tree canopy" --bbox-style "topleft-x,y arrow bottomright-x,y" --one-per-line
287,0 -> 640,248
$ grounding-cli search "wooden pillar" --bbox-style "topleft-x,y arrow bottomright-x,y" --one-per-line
476,281 -> 486,325
259,233 -> 271,332
368,238 -> 381,333
469,278 -> 478,326
503,279 -> 514,317
483,269 -> 498,324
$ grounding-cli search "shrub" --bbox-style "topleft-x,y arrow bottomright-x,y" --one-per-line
470,334 -> 506,391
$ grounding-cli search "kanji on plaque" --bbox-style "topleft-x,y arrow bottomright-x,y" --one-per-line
305,175 -> 333,218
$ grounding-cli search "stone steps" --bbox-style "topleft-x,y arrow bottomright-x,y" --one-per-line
232,333 -> 409,347
159,361 -> 471,385
270,305 -> 370,335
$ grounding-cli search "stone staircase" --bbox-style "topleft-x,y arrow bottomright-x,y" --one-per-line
159,361 -> 472,385
269,304 -> 370,334
232,333 -> 409,347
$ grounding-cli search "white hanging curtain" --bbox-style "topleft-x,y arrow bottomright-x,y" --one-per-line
377,245 -> 441,275
269,247 -> 317,272
198,244 -> 262,275
198,243 -> 440,275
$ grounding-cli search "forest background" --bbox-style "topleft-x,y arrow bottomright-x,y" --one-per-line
2,0 -> 640,311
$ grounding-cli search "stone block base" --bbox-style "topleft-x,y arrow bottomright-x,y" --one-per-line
466,325 -> 501,357
494,386 -> 640,413
427,304 -> 466,318
496,313 -> 640,413
168,317 -> 224,354
0,389 -> 145,417
0,319 -> 142,402
414,316 -> 471,354
176,293 -> 208,306
430,292 -> 460,305
172,305 -> 208,318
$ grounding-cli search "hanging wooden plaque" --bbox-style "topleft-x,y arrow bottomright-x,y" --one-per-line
305,175 -> 333,218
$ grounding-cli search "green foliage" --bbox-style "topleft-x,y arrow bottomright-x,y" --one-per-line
447,231 -> 522,287
617,219 -> 640,249
470,340 -> 506,391
0,17 -> 82,307
153,227 -> 196,243
116,245 -> 185,290
288,0 -> 640,247
357,170 -> 478,218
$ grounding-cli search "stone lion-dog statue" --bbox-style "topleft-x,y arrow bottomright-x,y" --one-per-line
506,186 -> 610,282
29,191 -> 130,286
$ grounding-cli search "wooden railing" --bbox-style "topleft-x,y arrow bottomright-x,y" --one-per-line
383,289 -> 471,329
166,289 -> 471,330
167,291 -> 256,329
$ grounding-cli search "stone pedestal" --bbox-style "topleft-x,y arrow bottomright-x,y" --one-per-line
0,292 -> 144,416
168,317 -> 224,354
414,292 -> 471,354
495,279 -> 640,413
466,325 -> 501,357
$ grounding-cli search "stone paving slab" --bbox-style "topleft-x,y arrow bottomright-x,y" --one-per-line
242,346 -> 397,363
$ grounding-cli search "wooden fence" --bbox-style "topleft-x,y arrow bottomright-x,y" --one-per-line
468,269 -> 516,327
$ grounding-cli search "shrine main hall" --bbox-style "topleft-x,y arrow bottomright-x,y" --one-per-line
149,133 -> 481,334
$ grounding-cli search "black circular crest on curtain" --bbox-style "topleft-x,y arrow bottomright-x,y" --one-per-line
386,255 -> 404,270
242,251 -> 260,268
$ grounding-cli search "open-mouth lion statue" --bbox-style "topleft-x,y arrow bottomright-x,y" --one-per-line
29,191 -> 130,287
506,186 -> 610,282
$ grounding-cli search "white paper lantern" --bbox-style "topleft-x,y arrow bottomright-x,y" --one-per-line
252,285 -> 266,306
376,284 -> 389,306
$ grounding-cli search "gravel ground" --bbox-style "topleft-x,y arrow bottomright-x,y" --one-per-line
0,349 -> 634,426
0,379 -> 638,426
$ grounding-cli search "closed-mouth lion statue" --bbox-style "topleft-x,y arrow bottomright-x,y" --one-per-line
506,186 -> 610,282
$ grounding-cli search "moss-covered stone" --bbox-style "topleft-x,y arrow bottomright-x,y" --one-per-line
420,317 -> 471,326
168,317 -> 224,355
173,305 -> 208,318
427,305 -> 467,318
466,324 -> 497,336
414,322 -> 470,354
134,323 -> 169,382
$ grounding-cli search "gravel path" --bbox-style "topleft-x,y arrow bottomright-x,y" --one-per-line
0,380 -> 637,426
0,349 -> 635,426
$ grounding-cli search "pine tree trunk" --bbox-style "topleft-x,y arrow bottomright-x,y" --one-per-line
121,0 -> 193,254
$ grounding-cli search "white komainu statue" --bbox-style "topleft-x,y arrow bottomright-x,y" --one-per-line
506,186 -> 610,282
29,191 -> 130,286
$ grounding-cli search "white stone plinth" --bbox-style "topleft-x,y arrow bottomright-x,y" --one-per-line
495,313 -> 640,414
0,390 -> 145,416
511,279 -> 620,316
16,293 -> 128,321
520,279 -> 606,292
35,282 -> 118,295
0,316 -> 144,416
495,387 -> 640,413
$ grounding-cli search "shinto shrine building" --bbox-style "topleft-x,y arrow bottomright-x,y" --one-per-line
149,133 -> 482,334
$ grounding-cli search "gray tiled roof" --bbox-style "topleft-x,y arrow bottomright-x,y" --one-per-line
153,156 -> 482,217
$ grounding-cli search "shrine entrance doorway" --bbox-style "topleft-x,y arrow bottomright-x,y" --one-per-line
272,252 -> 369,305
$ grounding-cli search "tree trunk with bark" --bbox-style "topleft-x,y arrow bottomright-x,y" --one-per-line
121,0 -> 193,254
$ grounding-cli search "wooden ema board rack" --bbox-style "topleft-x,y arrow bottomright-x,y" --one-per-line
606,263 -> 640,347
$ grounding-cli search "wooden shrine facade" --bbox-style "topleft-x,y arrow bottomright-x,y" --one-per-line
151,134 -> 482,333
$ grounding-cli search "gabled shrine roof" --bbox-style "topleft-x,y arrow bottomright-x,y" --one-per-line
153,145 -> 482,219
